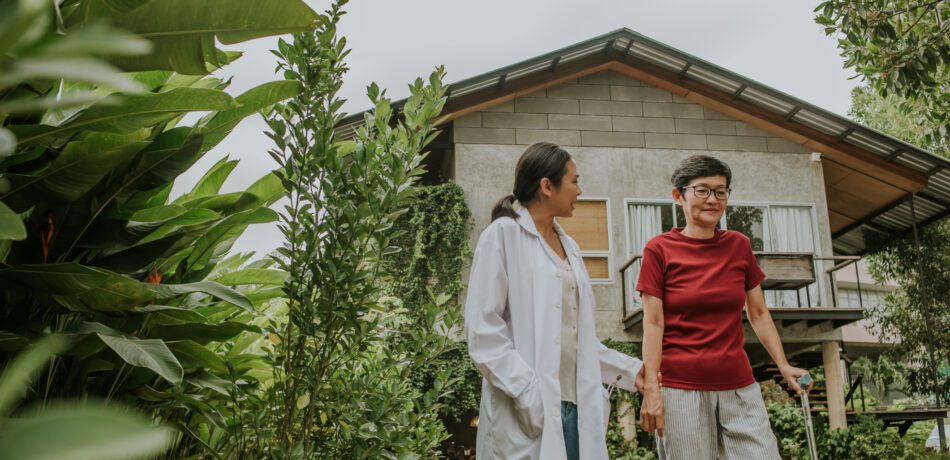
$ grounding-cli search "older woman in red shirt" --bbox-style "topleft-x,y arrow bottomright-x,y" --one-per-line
636,155 -> 811,459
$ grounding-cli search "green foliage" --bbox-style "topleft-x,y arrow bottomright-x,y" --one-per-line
0,335 -> 175,460
866,227 -> 950,401
849,86 -> 949,156
265,2 -> 453,457
767,400 -> 808,459
385,183 -> 478,430
761,379 -> 797,407
849,84 -> 950,404
818,415 -> 912,459
411,341 -> 481,425
816,0 -> 949,145
600,340 -> 658,459
767,395 -> 946,459
604,422 -> 657,460
0,0 -> 320,458
384,182 -> 472,317
852,355 -> 910,405
726,205 -> 765,251
65,0 -> 322,75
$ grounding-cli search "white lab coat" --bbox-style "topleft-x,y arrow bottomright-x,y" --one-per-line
465,205 -> 643,460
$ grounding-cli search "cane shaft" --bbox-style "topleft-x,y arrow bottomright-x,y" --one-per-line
655,431 -> 666,460
801,393 -> 818,460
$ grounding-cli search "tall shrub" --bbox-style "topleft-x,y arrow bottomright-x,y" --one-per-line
266,2 -> 454,457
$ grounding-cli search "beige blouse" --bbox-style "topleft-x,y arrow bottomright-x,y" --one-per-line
541,233 -> 580,404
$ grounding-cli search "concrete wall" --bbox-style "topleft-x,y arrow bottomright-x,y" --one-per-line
454,70 -> 840,342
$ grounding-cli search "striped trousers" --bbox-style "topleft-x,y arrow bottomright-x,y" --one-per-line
659,382 -> 780,460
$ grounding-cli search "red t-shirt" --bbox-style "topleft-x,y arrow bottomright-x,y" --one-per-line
636,227 -> 766,390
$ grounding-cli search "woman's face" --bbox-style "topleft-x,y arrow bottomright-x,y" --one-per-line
541,159 -> 582,218
672,175 -> 729,229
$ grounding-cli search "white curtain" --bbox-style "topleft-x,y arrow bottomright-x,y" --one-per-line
628,204 -> 664,307
767,206 -> 819,306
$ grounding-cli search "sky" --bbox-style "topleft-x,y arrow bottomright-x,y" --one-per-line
172,0 -> 864,258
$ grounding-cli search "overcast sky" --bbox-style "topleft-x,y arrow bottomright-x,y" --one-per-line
173,0 -> 863,257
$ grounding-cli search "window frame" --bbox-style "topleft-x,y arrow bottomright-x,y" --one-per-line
560,196 -> 614,284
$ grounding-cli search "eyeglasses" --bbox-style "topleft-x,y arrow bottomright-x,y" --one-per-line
682,186 -> 731,200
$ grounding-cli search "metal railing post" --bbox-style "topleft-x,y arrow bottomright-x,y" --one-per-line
618,254 -> 643,321
854,262 -> 864,309
909,194 -> 946,451
621,269 -> 627,319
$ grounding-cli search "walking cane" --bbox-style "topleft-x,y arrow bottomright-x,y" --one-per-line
797,374 -> 818,460
654,431 -> 667,460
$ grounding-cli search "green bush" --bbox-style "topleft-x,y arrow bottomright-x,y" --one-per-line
768,396 -> 947,459
389,183 -> 477,426
767,401 -> 808,458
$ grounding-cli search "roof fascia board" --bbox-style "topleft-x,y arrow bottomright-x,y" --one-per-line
606,58 -> 927,193
615,29 -> 946,165
435,55 -> 615,123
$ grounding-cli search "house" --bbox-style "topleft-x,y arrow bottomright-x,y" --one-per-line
339,28 -> 950,437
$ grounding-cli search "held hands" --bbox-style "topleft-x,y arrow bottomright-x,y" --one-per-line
780,364 -> 813,395
637,368 -> 665,437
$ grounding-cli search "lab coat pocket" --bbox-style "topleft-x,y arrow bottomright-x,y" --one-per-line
514,381 -> 545,438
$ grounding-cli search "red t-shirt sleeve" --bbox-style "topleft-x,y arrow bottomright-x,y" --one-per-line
744,238 -> 766,291
636,244 -> 665,300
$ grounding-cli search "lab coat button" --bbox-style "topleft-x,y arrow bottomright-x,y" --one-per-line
554,337 -> 560,344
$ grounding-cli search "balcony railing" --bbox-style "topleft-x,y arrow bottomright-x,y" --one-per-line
618,254 -> 641,320
815,255 -> 865,308
619,252 -> 868,320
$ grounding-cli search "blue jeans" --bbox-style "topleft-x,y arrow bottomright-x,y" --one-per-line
561,401 -> 579,460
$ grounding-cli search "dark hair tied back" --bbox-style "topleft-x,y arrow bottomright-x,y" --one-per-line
491,142 -> 572,221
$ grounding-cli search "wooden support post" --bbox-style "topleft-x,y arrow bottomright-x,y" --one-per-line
617,400 -> 638,446
822,341 -> 848,430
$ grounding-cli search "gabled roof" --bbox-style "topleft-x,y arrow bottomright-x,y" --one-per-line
339,28 -> 950,255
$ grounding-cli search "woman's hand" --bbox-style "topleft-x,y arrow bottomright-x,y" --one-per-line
639,382 -> 664,436
780,364 -> 812,395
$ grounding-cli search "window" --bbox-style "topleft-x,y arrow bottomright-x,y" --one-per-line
837,288 -> 887,310
625,202 -> 679,305
725,205 -> 766,251
557,199 -> 612,282
736,205 -> 819,306
626,201 -> 822,306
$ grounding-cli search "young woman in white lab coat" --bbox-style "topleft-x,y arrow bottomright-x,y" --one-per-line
465,142 -> 645,460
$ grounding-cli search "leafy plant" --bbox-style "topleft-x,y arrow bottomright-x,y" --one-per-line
265,1 -> 454,457
0,0 -> 320,457
816,0 -> 949,145
0,335 -> 175,460
384,182 -> 472,316
386,183 -> 477,428
848,84 -> 950,406
852,355 -> 910,406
